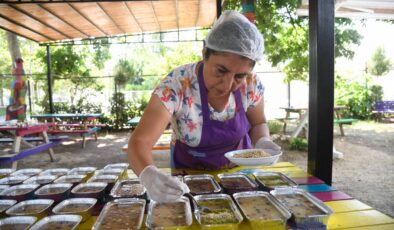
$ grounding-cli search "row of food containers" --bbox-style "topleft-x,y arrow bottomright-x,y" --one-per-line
0,164 -> 333,229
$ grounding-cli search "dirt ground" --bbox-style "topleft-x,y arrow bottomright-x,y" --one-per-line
11,121 -> 394,217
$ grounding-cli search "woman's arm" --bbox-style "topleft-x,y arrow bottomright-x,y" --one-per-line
127,94 -> 172,175
246,97 -> 270,146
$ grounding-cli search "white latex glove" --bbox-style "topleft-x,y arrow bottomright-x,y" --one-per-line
139,165 -> 189,202
255,137 -> 281,151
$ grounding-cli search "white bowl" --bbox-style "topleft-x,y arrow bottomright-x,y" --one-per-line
224,149 -> 282,166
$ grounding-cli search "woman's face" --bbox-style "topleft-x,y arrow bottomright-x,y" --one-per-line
202,51 -> 254,98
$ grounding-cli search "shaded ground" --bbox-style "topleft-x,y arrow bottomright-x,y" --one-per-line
10,121 -> 394,217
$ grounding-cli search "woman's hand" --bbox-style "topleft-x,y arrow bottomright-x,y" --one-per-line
255,137 -> 281,151
139,165 -> 190,202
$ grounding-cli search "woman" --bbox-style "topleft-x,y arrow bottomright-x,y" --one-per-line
127,10 -> 280,202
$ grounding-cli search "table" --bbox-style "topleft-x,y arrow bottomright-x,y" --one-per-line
279,107 -> 308,134
31,113 -> 103,148
76,162 -> 394,230
0,123 -> 55,168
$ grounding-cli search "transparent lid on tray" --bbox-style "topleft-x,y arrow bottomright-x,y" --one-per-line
271,187 -> 333,226
92,198 -> 145,230
110,179 -> 146,198
23,175 -> 57,185
253,171 -> 297,189
0,216 -> 37,230
29,214 -> 82,230
193,194 -> 243,228
183,174 -> 221,195
146,197 -> 192,229
6,199 -> 54,217
11,168 -> 42,177
0,176 -> 30,185
233,191 -> 291,222
40,168 -> 69,177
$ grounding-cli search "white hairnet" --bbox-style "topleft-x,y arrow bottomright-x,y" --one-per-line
205,10 -> 264,61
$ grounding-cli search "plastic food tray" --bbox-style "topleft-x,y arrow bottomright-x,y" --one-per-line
0,216 -> 37,230
271,187 -> 333,228
53,174 -> 86,185
23,175 -> 58,185
146,197 -> 192,230
0,199 -> 17,217
217,172 -> 258,194
183,174 -> 222,195
110,179 -> 146,199
29,214 -> 82,230
0,168 -> 15,178
92,198 -> 145,230
193,194 -> 243,230
253,171 -> 298,190
52,198 -> 97,222
71,182 -> 107,199
11,168 -> 42,177
40,168 -> 70,177
6,199 -> 54,219
0,184 -> 40,202
233,191 -> 291,230
34,183 -> 73,202
0,175 -> 30,185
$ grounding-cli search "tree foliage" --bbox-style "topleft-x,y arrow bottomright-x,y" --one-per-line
113,58 -> 143,88
223,0 -> 362,82
367,46 -> 391,76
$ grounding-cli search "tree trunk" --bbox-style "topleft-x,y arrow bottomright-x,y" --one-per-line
6,32 -> 21,63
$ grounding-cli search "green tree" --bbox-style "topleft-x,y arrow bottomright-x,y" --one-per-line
368,46 -> 391,76
113,58 -> 143,89
35,44 -> 110,111
223,0 -> 362,82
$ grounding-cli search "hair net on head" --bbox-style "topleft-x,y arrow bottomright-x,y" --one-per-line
205,10 -> 264,61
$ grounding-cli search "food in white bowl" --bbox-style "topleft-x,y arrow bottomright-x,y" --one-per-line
224,149 -> 282,166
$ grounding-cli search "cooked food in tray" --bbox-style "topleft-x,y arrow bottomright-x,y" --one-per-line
29,214 -> 82,230
275,193 -> 325,217
152,202 -> 187,227
110,179 -> 146,198
0,216 -> 37,230
218,173 -> 257,192
199,199 -> 238,225
93,199 -> 145,230
235,195 -> 286,221
184,174 -> 221,195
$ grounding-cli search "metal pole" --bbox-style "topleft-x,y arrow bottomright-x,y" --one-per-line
308,0 -> 335,185
287,81 -> 291,107
216,0 -> 222,19
27,79 -> 32,115
46,46 -> 54,113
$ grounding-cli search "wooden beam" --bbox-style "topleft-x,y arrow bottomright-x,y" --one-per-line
0,24 -> 39,43
38,4 -> 89,37
150,1 -> 161,31
0,13 -> 55,40
68,3 -> 108,36
124,1 -> 142,33
97,2 -> 125,34
10,4 -> 72,39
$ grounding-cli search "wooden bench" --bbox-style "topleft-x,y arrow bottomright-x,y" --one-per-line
48,127 -> 101,148
334,118 -> 358,136
0,141 -> 60,168
372,101 -> 394,122
0,135 -> 69,143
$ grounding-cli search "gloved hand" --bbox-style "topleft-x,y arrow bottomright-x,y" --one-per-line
139,165 -> 189,202
255,137 -> 281,151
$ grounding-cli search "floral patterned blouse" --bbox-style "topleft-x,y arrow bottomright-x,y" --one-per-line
153,62 -> 265,147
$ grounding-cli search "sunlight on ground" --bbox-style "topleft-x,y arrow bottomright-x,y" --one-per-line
97,143 -> 107,148
353,121 -> 394,132
61,141 -> 77,145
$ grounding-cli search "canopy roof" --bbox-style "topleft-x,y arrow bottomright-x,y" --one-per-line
297,0 -> 394,19
0,0 -> 217,43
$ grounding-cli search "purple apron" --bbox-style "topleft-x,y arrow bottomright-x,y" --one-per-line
172,63 -> 252,170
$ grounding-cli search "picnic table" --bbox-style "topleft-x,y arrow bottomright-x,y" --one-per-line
0,123 -> 57,168
72,162 -> 393,229
279,106 -> 356,137
31,113 -> 103,148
